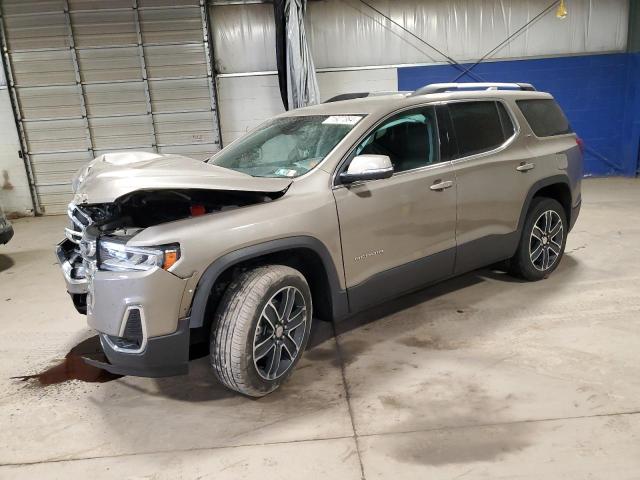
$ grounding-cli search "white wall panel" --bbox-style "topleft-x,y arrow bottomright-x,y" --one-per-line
0,87 -> 32,216
216,74 -> 284,145
212,0 -> 629,74
216,67 -> 397,145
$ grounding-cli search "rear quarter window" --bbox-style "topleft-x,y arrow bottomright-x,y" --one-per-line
516,99 -> 572,137
448,101 -> 507,158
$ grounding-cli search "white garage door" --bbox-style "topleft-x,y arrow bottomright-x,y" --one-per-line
0,0 -> 221,214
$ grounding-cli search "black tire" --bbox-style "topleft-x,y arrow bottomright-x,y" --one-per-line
509,197 -> 568,281
210,265 -> 313,397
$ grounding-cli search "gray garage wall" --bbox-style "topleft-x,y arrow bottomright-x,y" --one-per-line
1,0 -> 222,215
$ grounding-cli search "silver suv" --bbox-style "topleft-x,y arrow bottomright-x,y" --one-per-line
56,83 -> 582,396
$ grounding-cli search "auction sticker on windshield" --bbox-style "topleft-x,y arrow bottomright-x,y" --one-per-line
322,115 -> 362,125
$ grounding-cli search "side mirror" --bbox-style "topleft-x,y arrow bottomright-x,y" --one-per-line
339,155 -> 393,184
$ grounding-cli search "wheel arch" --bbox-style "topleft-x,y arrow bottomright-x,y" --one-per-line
517,175 -> 573,234
188,236 -> 349,331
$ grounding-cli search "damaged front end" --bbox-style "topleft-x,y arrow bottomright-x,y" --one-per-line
55,152 -> 293,377
56,151 -> 292,313
57,187 -> 285,314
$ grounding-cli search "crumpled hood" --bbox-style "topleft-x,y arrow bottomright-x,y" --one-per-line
71,151 -> 292,205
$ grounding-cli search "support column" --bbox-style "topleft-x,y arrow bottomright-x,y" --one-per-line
199,0 -> 222,149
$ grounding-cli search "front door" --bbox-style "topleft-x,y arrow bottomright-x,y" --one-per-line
332,106 -> 457,312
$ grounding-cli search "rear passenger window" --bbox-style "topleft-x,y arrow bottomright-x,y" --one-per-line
516,99 -> 572,137
449,102 -> 507,158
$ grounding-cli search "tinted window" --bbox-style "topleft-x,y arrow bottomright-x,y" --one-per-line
449,102 -> 506,158
353,107 -> 438,173
516,99 -> 572,137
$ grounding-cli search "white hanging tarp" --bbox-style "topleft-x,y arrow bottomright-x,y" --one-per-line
285,0 -> 320,108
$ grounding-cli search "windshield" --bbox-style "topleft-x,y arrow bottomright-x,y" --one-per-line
208,114 -> 363,178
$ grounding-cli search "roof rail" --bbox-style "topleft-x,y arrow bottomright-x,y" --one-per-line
410,82 -> 536,97
324,91 -> 410,103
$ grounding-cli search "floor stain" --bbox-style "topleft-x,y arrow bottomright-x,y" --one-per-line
382,379 -> 531,465
12,336 -> 121,386
396,335 -> 455,350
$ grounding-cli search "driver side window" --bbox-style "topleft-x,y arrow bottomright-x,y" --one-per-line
354,106 -> 439,173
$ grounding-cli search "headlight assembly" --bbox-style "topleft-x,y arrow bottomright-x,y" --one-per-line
98,238 -> 180,272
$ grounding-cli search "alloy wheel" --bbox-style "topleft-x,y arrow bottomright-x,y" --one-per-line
529,210 -> 564,271
253,286 -> 307,380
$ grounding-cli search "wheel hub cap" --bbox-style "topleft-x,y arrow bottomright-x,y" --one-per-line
529,210 -> 564,271
252,286 -> 307,381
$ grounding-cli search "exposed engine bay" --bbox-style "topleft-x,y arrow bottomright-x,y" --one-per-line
78,188 -> 283,233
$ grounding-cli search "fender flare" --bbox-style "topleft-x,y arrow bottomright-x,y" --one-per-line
188,236 -> 349,329
516,174 -> 572,234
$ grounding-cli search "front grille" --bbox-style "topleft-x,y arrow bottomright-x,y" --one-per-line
65,204 -> 92,244
62,203 -> 97,285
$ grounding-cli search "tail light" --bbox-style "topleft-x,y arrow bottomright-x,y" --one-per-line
576,137 -> 584,154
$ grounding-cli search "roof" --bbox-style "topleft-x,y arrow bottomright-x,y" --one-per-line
283,85 -> 553,119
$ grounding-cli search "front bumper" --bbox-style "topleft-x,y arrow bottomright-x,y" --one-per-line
0,223 -> 14,245
56,236 -> 192,378
84,318 -> 190,377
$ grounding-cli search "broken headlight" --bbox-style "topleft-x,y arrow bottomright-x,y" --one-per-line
98,238 -> 180,272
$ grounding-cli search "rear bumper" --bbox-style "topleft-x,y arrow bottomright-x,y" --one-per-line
570,199 -> 581,231
84,318 -> 190,377
0,223 -> 14,245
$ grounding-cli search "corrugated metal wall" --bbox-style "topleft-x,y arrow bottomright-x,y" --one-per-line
0,0 -> 221,214
212,0 -> 629,74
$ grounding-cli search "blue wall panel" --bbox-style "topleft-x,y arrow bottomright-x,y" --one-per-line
398,54 -> 639,176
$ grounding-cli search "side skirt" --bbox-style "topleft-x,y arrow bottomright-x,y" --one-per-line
454,232 -> 520,275
346,248 -> 455,314
343,231 -> 520,317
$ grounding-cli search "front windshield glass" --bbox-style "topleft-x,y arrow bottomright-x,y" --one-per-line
208,114 -> 363,178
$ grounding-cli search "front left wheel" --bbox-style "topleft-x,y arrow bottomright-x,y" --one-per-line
210,265 -> 312,397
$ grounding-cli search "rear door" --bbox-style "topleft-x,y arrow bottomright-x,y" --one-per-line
444,100 -> 533,273
332,105 -> 457,312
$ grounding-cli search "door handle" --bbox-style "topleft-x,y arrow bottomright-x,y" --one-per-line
430,180 -> 453,191
516,162 -> 535,172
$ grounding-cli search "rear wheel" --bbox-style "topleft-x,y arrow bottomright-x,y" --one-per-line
509,197 -> 567,281
210,265 -> 312,397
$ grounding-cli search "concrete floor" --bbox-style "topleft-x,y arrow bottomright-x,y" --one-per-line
1,177 -> 639,479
